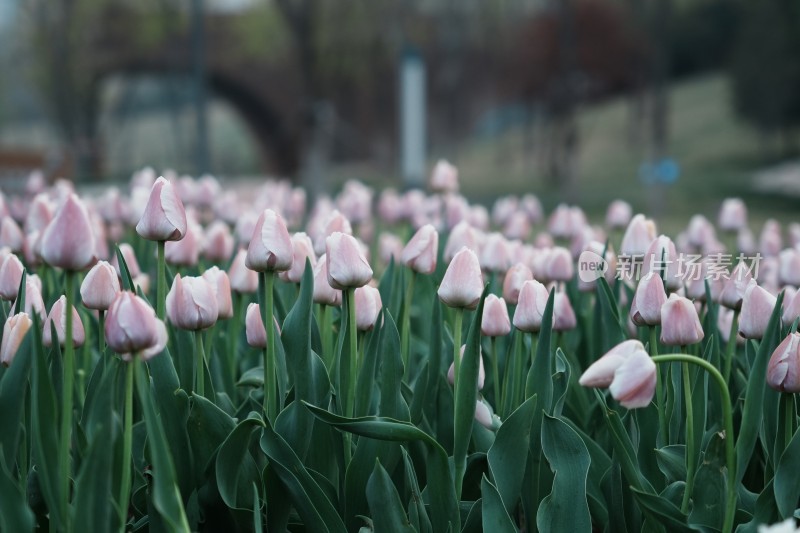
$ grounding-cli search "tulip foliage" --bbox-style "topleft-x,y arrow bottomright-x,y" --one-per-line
1,173 -> 800,533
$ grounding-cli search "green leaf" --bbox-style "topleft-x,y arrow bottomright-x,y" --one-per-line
186,394 -> 236,478
15,269 -> 26,317
774,422 -> 800,519
630,487 -> 697,532
688,464 -> 725,530
366,460 -> 416,533
596,276 -> 625,351
0,458 -> 34,532
114,244 -> 136,292
536,415 -> 591,533
216,414 -> 264,511
259,422 -> 347,533
655,445 -> 687,483
70,424 -> 115,532
487,395 -> 537,511
401,447 -> 432,533
525,289 -> 556,410
0,328 -> 33,466
481,476 -> 517,533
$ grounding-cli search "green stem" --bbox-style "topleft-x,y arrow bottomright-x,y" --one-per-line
680,354 -> 696,513
400,270 -> 416,374
195,331 -> 205,398
652,354 -> 736,533
320,304 -> 332,372
346,288 -> 358,419
650,327 -> 668,444
119,359 -> 134,527
262,272 -> 276,422
59,271 -> 76,531
491,336 -> 500,409
98,310 -> 105,355
784,393 -> 794,453
157,241 -> 166,320
452,309 -> 464,390
723,308 -> 740,383
227,293 -> 243,395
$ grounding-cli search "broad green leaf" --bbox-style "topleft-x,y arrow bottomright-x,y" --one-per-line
114,244 -> 136,292
216,414 -> 264,510
0,458 -> 34,532
401,447 -> 432,533
774,422 -> 800,519
537,415 -> 591,533
366,460 -> 416,533
630,487 -> 697,532
596,276 -> 625,351
71,424 -> 115,532
487,395 -> 537,511
688,464 -> 725,530
655,445 -> 687,483
186,394 -> 236,478
0,329 -> 33,466
525,289 -> 556,410
481,476 -> 517,533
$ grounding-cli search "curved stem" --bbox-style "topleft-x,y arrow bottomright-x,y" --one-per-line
650,326 -> 668,444
119,360 -> 134,527
723,308 -> 740,383
59,271 -> 76,531
195,331 -> 205,398
400,270 -> 416,374
157,241 -> 166,320
652,354 -> 736,533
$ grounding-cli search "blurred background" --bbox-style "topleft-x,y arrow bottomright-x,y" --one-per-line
0,0 -> 799,226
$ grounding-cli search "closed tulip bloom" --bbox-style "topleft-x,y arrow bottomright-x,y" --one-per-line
0,216 -> 23,252
438,247 -> 484,310
105,292 -> 167,359
39,194 -> 96,271
313,254 -> 341,306
579,340 -> 645,387
513,280 -> 549,332
503,263 -> 533,305
542,247 -> 574,283
447,345 -> 485,390
203,221 -> 235,263
503,211 -> 531,241
660,294 -> 704,346
246,209 -> 293,272
553,292 -> 577,332
24,194 -> 54,234
0,253 -> 23,300
738,280 -> 777,340
482,295 -> 511,337
778,248 -> 800,287
718,262 -> 753,310
767,333 -> 800,393
280,232 -> 317,283
0,312 -> 33,366
377,189 -> 404,224
642,235 -> 682,290
355,285 -> 382,331
718,308 -> 745,346
429,159 -> 459,193
378,233 -> 403,265
80,260 -> 121,311
480,233 -> 511,273
10,277 -> 46,321
719,198 -> 747,232
134,273 -> 151,295
620,214 -> 657,257
43,295 -> 85,348
165,222 -> 201,267
474,400 -> 500,430
782,288 -> 800,325
202,267 -> 233,319
314,210 -> 353,255
606,200 -> 633,230
245,303 -> 281,348
229,248 -> 259,293
402,224 -> 439,275
444,221 -> 478,263
111,243 -> 142,278
325,232 -> 373,289
135,176 -> 187,241
166,274 -> 219,330
630,273 -> 668,326
760,220 -> 783,258
548,204 -> 575,239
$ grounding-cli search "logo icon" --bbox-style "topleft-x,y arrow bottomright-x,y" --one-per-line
578,250 -> 609,283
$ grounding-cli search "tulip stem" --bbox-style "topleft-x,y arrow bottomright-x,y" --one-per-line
261,272 -> 276,422
157,240 -> 166,320
723,308 -> 740,383
452,309 -> 464,390
680,357 -> 696,513
119,359 -> 134,527
651,354 -> 736,533
347,288 -> 357,419
227,293 -> 244,394
98,310 -> 105,354
650,326 -> 668,444
319,304 -> 332,371
59,270 -> 76,531
195,331 -> 205,398
400,270 -> 416,374
490,336 -> 501,408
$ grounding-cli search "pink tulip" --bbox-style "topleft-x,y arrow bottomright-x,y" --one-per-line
580,340 -> 645,387
0,312 -> 32,366
767,333 -> 800,393
438,247 -> 484,310
402,224 -> 439,275
134,274 -> 151,295
111,244 -> 141,278
481,295 -> 511,337
641,235 -> 681,291
39,194 -> 96,271
165,222 -> 201,267
738,227 -> 757,255
577,241 -> 618,292
760,220 -> 783,258
280,232 -> 317,284
718,262 -> 752,310
245,303 -> 281,348
480,233 -> 511,273
0,216 -> 23,252
606,200 -> 633,230
630,274 -> 668,327
429,160 -> 459,193
620,214 -> 656,257
105,292 -> 167,360
325,232 -> 373,289
0,253 -> 23,300
608,349 -> 657,408
203,221 -> 235,263
512,280 -> 549,333
10,277 -> 45,321
80,261 -> 121,311
135,176 -> 187,242
542,247 -> 574,283
469,205 -> 490,231
202,267 -> 233,320
444,195 -> 469,230
779,248 -> 800,287
313,254 -> 341,306
687,215 -> 715,249
660,294 -> 704,346
43,295 -> 85,348
718,308 -> 744,346
229,248 -> 259,293
503,211 -> 531,241
783,288 -> 800,325
719,198 -> 747,232
377,189 -> 404,224
378,233 -> 404,265
548,204 -> 575,239
22,231 -> 41,267
474,400 -> 498,430
166,274 -> 219,331
738,280 -> 777,340
246,209 -> 293,272
502,263 -> 533,305
553,292 -> 577,332
447,344 -> 485,390
314,210 -> 353,255
355,285 -> 382,331
444,221 -> 478,263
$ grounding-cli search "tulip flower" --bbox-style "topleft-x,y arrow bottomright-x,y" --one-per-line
246,303 -> 274,348
166,274 -> 219,331
280,232 -> 317,284
24,194 -> 53,234
719,262 -> 752,310
630,273 -> 668,327
202,267 -> 233,320
229,248 -> 259,293
438,247 -> 484,310
135,176 -> 187,242
81,261 -> 121,311
660,294 -> 704,346
513,280 -> 549,333
105,291 -> 167,360
542,247 -> 574,283
482,295 -> 511,337
401,224 -> 439,275
43,295 -> 85,348
203,221 -> 235,263
447,344 -> 485,390
474,400 -> 500,430
767,333 -> 800,393
718,198 -> 747,232
354,285 -> 382,332
111,243 -> 142,279
314,210 -> 353,255
325,232 -> 373,290
503,212 -> 531,241
0,216 -> 23,252
502,263 -> 533,305
39,193 -> 96,271
246,209 -> 293,273
313,254 -> 342,307
378,233 -> 403,265
0,312 -> 32,366
480,233 -> 511,273
641,235 -> 682,291
580,341 -> 656,409
778,248 -> 800,287
429,159 -> 459,193
606,200 -> 633,230
0,253 -> 24,301
165,222 -> 201,267
10,277 -> 46,322
444,221 -> 478,263
738,280 -> 777,340
620,214 -> 657,257
783,289 -> 800,325
548,204 -> 575,240
553,292 -> 577,332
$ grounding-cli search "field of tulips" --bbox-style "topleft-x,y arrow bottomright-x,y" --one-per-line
2,162 -> 800,532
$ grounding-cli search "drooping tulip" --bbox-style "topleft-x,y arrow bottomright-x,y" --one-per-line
481,295 -> 511,337
512,280 -> 549,333
401,224 -> 439,275
738,280 -> 777,340
166,274 -> 219,331
105,291 -> 168,360
630,273 -> 668,327
313,254 -> 341,306
280,232 -> 317,284
80,261 -> 120,311
325,232 -> 373,289
438,247 -> 484,310
579,340 -> 655,409
135,176 -> 187,241
0,312 -> 33,366
354,285 -> 382,331
767,332 -> 800,393
43,295 -> 85,348
660,294 -> 704,346
39,194 -> 96,270
246,209 -> 293,272
202,267 -> 233,320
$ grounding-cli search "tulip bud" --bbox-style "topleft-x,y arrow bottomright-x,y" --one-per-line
760,220 -> 783,258
245,303 -> 281,348
480,233 -> 511,273
314,210 -> 353,255
553,292 -> 577,332
0,253 -> 23,301
718,261 -> 753,310
0,312 -> 33,366
24,194 -> 54,234
43,295 -> 85,348
630,273 -> 668,327
779,248 -> 800,287
313,254 -> 342,306
378,233 -> 403,265
280,232 -> 317,283
718,308 -> 744,346
165,222 -> 201,267
738,280 -> 777,340
444,221 -> 478,263
438,247 -> 484,310
548,204 -> 575,239
482,295 -> 511,337
474,400 -> 500,430
783,288 -> 800,325
642,235 -> 682,291
502,263 -> 533,305
39,194 -> 96,271
166,274 -> 219,331
447,344 -> 485,390
660,294 -> 704,346
429,159 -> 459,193
80,260 -> 121,311
245,209 -> 293,272
767,333 -> 800,393
354,285 -> 382,331
719,198 -> 747,232
203,221 -> 235,263
325,232 -> 373,290
620,214 -> 656,257
513,280 -> 549,333
111,243 -> 141,279
542,247 -> 574,283
0,216 -> 23,252
401,224 -> 439,275
229,248 -> 258,293
135,176 -> 187,241
606,200 -> 632,230
377,189 -> 404,224
105,292 -> 167,360
10,276 -> 45,321
202,267 -> 233,319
